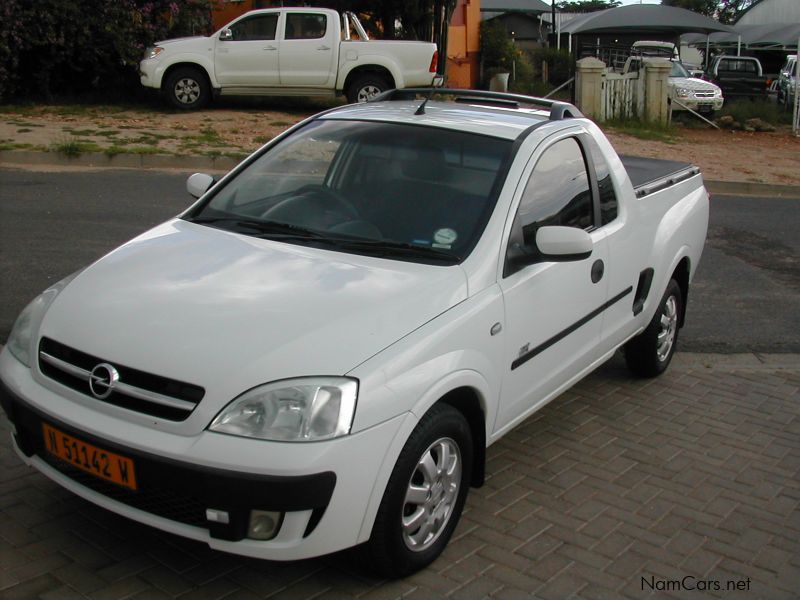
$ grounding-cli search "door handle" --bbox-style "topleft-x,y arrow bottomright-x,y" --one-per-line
317,45 -> 331,51
591,259 -> 604,284
262,45 -> 277,51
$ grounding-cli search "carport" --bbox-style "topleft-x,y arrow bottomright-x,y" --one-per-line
559,4 -> 735,72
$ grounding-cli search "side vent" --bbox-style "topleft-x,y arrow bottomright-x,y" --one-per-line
632,268 -> 655,316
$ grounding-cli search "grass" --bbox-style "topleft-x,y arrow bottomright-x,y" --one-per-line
604,118 -> 677,144
50,135 -> 101,157
717,99 -> 793,126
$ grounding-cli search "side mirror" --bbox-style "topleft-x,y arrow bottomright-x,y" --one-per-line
219,29 -> 233,41
187,173 -> 215,198
536,226 -> 593,261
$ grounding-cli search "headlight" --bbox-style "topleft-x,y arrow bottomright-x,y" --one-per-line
6,272 -> 79,367
675,88 -> 690,99
145,46 -> 164,60
209,377 -> 358,442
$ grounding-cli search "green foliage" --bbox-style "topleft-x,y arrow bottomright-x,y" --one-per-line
480,20 -> 517,73
530,47 -> 573,86
0,1 -> 212,101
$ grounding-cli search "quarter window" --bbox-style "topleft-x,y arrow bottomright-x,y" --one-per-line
513,137 -> 593,249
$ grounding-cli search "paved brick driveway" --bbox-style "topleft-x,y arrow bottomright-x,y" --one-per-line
1,354 -> 798,599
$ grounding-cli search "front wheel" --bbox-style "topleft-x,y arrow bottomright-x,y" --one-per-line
164,67 -> 210,110
363,403 -> 472,578
346,74 -> 389,103
625,279 -> 682,378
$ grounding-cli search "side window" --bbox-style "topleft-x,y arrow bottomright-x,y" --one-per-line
229,14 -> 278,41
585,137 -> 618,225
514,137 -> 593,249
285,13 -> 327,40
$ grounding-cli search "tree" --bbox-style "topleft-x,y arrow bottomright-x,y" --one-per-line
556,1 -> 621,12
661,1 -> 758,24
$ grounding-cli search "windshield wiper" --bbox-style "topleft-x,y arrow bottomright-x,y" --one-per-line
329,239 -> 461,263
186,216 -> 460,263
185,216 -> 325,238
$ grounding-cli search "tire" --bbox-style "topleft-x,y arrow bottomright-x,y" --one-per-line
346,74 -> 389,104
164,67 -> 210,110
363,403 -> 473,578
625,279 -> 682,378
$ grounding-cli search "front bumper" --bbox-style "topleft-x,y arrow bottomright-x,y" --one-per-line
0,350 -> 411,560
672,97 -> 724,112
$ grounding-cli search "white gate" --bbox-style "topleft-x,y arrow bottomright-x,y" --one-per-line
602,72 -> 642,121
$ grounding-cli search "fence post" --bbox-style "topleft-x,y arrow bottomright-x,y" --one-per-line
575,57 -> 605,120
643,58 -> 671,124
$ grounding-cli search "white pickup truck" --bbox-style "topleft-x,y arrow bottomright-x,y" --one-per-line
0,90 -> 709,577
139,7 -> 439,108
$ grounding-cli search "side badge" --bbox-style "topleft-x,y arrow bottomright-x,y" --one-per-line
518,343 -> 529,357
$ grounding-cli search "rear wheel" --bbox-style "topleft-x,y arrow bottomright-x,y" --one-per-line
625,279 -> 682,378
164,67 -> 210,110
363,403 -> 472,578
346,74 -> 389,104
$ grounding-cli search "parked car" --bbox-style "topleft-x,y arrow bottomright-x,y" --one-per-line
623,56 -> 724,114
704,55 -> 769,100
631,40 -> 680,60
139,7 -> 439,108
0,89 -> 709,577
777,54 -> 798,108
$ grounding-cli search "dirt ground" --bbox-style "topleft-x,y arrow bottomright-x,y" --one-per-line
1,101 -> 799,185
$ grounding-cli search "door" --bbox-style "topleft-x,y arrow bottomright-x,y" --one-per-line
215,12 -> 280,86
496,135 -> 610,434
279,12 -> 336,86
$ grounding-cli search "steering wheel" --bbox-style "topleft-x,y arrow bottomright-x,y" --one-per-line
295,184 -> 359,220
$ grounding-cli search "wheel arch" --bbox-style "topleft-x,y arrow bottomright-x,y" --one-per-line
342,65 -> 396,94
161,62 -> 214,93
437,387 -> 487,488
671,256 -> 691,328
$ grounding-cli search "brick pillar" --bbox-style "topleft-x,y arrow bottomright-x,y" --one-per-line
643,58 -> 672,124
575,57 -> 605,120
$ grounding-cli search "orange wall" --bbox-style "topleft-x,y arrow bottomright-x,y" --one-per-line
446,0 -> 480,89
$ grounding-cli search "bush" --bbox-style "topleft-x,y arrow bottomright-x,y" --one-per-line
529,47 -> 572,86
0,0 -> 212,102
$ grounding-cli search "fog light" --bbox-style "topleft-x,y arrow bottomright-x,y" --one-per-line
248,510 -> 282,540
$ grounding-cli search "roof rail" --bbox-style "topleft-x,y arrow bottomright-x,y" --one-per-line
370,88 -> 583,121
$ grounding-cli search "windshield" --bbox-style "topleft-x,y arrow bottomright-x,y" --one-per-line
185,119 -> 512,264
671,61 -> 690,78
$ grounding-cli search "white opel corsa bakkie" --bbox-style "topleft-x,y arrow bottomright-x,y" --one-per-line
0,89 -> 709,577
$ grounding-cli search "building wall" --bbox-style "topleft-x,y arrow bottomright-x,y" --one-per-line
447,0 -> 481,88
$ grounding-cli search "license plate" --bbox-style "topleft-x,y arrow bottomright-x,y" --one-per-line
42,423 -> 138,490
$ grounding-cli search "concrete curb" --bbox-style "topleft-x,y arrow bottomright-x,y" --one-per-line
2,150 -> 800,198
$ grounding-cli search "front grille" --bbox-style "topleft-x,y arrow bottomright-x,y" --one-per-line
41,453 -> 208,527
38,337 -> 204,421
694,91 -> 715,98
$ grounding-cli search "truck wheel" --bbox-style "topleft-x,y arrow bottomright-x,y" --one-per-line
346,74 -> 389,103
625,279 -> 682,378
364,403 -> 472,578
164,67 -> 210,110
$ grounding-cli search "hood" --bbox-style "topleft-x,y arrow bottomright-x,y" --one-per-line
39,220 -> 467,428
670,77 -> 720,93
155,36 -> 206,46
